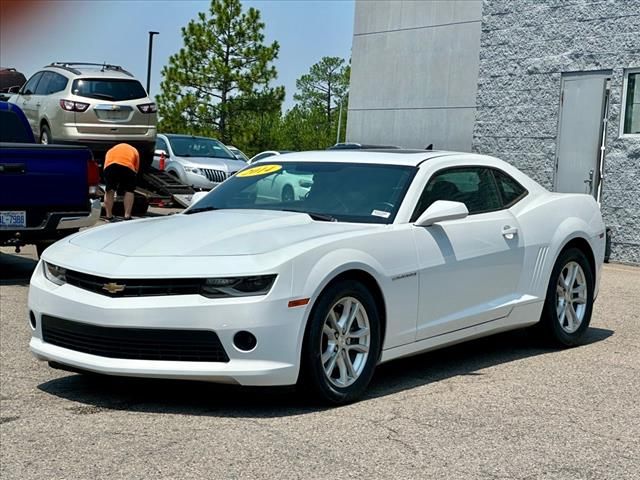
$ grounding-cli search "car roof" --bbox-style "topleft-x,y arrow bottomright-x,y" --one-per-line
262,149 -> 464,167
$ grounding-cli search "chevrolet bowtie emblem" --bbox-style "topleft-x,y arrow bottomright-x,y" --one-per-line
102,282 -> 126,294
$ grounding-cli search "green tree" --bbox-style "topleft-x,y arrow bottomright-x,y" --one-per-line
156,0 -> 284,145
294,56 -> 350,128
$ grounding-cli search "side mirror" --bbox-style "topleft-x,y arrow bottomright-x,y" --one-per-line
189,191 -> 209,207
414,200 -> 468,227
21,89 -> 33,96
154,149 -> 169,158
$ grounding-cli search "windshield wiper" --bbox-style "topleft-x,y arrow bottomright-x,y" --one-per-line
184,206 -> 220,215
282,209 -> 337,222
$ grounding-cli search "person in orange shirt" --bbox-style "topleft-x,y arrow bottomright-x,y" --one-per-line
103,143 -> 140,221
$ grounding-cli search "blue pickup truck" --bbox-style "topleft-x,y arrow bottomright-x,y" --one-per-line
0,101 -> 101,256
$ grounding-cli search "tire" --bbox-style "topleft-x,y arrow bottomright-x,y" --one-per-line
282,185 -> 294,202
299,280 -> 381,405
540,247 -> 594,347
40,124 -> 52,145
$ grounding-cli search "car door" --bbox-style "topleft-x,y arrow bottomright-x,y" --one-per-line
15,72 -> 45,137
412,166 -> 525,341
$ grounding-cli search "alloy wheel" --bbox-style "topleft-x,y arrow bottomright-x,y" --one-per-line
555,261 -> 588,334
320,296 -> 371,388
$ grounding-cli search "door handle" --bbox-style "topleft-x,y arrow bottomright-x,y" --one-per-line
502,225 -> 518,239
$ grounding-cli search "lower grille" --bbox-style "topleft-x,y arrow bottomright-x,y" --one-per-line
201,168 -> 227,183
41,315 -> 229,362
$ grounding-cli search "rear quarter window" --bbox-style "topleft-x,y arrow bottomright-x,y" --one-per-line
72,78 -> 147,101
492,169 -> 528,207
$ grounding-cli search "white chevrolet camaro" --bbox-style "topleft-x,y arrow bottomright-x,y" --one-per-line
29,150 -> 605,404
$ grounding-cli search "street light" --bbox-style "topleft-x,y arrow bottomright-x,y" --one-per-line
146,31 -> 159,95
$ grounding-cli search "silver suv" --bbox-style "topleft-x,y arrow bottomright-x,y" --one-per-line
153,134 -> 246,190
9,62 -> 157,166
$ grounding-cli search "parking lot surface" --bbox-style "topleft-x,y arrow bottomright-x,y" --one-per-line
1,245 -> 639,479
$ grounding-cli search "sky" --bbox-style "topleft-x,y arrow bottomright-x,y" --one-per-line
0,0 -> 355,110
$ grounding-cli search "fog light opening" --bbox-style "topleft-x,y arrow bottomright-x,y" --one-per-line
233,331 -> 257,352
29,311 -> 37,330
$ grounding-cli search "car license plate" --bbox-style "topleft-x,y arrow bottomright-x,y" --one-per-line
0,211 -> 26,228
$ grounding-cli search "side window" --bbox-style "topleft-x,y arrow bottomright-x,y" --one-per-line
46,73 -> 68,94
21,72 -> 43,95
492,169 -> 527,207
34,72 -> 53,95
155,138 -> 168,152
411,167 -> 502,221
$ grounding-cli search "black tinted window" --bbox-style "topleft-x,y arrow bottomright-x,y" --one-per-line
412,167 -> 502,220
34,72 -> 52,95
0,110 -> 31,142
21,72 -> 43,95
47,73 -> 68,94
72,78 -> 147,101
155,138 -> 169,152
492,169 -> 527,207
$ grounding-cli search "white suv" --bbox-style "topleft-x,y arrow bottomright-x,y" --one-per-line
9,62 -> 157,167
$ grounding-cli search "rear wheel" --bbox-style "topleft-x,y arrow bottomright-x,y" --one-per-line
282,185 -> 294,202
40,124 -> 52,145
300,280 -> 381,405
540,247 -> 594,346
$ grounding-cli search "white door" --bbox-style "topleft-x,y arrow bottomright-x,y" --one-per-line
411,167 -> 525,341
555,72 -> 610,197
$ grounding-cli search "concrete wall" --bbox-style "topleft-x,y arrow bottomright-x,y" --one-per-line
347,0 -> 483,151
472,0 -> 640,263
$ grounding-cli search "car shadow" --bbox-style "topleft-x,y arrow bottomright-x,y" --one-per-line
37,326 -> 613,417
0,251 -> 38,286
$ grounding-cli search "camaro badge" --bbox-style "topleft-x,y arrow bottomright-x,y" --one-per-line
102,282 -> 126,294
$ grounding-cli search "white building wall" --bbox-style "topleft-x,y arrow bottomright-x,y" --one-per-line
346,0 -> 483,151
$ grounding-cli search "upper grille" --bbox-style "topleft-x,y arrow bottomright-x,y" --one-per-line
42,315 -> 229,362
201,168 -> 226,183
65,269 -> 202,298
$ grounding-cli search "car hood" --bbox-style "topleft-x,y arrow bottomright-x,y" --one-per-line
67,210 -> 376,257
174,156 -> 247,172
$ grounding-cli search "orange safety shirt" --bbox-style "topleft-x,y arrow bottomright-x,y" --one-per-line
104,143 -> 140,173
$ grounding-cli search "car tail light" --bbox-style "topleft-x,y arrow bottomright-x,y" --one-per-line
137,102 -> 157,113
87,159 -> 100,197
60,99 -> 89,112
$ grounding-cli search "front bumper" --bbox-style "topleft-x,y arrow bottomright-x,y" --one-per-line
28,263 -> 306,386
185,171 -> 220,190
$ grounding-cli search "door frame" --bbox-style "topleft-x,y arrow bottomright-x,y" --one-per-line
552,70 -> 612,200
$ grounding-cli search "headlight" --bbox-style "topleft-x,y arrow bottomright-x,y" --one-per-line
43,262 -> 67,286
200,275 -> 276,298
185,166 -> 201,175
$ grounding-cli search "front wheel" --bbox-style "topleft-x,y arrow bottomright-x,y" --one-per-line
540,247 -> 594,346
300,280 -> 381,405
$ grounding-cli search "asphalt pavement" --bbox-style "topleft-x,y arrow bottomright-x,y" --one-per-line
1,245 -> 638,480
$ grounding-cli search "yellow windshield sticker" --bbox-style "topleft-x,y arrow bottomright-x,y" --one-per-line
237,164 -> 282,177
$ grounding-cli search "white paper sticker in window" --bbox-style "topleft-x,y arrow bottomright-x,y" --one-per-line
371,209 -> 391,218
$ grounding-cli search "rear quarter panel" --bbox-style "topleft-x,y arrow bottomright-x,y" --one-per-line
512,191 -> 605,300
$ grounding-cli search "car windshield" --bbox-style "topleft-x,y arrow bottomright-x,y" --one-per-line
168,136 -> 236,159
186,162 -> 417,224
72,78 -> 147,101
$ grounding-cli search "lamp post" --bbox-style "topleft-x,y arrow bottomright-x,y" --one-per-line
336,97 -> 344,144
146,31 -> 159,95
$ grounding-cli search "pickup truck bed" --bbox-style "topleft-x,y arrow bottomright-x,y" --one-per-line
1,101 -> 100,255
